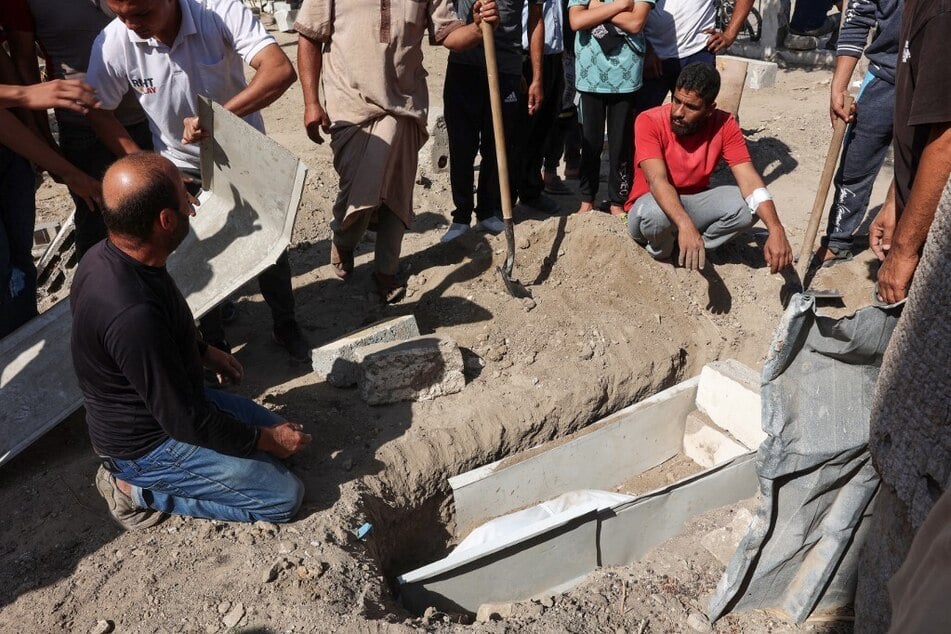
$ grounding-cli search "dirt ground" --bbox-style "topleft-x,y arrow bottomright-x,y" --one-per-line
3,27 -> 889,634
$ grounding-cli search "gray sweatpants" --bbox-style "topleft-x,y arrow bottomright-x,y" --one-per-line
627,186 -> 757,259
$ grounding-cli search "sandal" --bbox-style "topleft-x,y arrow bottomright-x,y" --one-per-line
819,246 -> 853,268
330,243 -> 354,279
373,271 -> 407,304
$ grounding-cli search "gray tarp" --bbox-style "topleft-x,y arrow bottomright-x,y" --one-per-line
709,292 -> 902,623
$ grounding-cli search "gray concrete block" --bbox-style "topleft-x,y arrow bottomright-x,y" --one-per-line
273,8 -> 298,32
311,315 -> 420,387
695,359 -> 765,449
357,336 -> 465,405
683,411 -> 749,469
720,55 -> 778,90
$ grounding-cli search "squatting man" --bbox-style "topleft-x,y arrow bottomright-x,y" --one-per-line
626,63 -> 793,273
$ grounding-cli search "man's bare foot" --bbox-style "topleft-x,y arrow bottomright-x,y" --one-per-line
815,245 -> 853,268
609,205 -> 625,216
576,201 -> 595,214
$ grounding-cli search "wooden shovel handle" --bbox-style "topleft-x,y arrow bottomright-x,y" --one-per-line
796,95 -> 853,282
481,21 -> 513,223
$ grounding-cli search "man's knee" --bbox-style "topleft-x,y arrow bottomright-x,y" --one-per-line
255,472 -> 304,524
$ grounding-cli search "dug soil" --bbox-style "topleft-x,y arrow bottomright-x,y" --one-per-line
3,29 -> 884,633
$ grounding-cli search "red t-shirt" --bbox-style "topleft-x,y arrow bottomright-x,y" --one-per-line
626,104 -> 752,209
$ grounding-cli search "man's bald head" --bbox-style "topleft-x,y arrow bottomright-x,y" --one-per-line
102,152 -> 182,242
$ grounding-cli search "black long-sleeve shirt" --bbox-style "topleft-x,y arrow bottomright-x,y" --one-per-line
836,0 -> 902,84
70,240 -> 259,459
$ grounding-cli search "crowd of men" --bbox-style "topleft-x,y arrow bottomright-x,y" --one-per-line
0,0 -> 946,547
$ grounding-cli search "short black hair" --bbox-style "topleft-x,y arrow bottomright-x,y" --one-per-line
102,153 -> 180,241
675,63 -> 721,104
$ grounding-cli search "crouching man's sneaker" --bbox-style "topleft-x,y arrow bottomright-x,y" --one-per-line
476,216 -> 505,234
441,222 -> 470,243
96,466 -> 167,530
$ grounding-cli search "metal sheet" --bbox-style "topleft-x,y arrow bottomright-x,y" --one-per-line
0,99 -> 305,466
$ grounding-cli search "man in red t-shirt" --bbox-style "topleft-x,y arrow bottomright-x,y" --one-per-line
625,63 -> 792,272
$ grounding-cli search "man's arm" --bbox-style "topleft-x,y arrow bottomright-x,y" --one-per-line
0,80 -> 100,113
527,2 -> 544,115
877,122 -> 951,303
730,161 -> 793,274
86,108 -> 143,158
4,26 -> 56,146
181,43 -> 296,144
440,0 -> 500,50
0,108 -> 102,209
706,0 -> 753,52
641,157 -> 707,271
870,179 -> 896,261
610,0 -> 652,34
297,34 -> 330,144
568,0 -> 633,32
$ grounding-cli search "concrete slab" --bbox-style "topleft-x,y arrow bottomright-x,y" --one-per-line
683,411 -> 750,468
695,359 -> 765,450
357,336 -> 465,405
311,315 -> 420,387
449,377 -> 699,533
273,9 -> 298,32
0,99 -> 305,467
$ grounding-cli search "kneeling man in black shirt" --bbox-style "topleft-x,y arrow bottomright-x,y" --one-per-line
71,152 -> 311,529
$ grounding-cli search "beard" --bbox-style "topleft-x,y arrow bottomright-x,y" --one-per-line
670,117 -> 701,137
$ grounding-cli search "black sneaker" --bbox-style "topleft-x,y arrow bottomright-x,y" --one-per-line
273,322 -> 312,361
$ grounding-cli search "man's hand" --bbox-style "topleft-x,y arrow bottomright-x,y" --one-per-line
257,422 -> 312,459
877,250 -> 918,304
203,345 -> 243,385
829,86 -> 855,125
19,80 -> 101,113
678,225 -> 706,271
63,169 -> 103,212
763,227 -> 793,274
870,197 -> 896,261
473,0 -> 499,27
181,116 -> 209,144
527,79 -> 543,115
304,102 -> 331,144
704,28 -> 737,53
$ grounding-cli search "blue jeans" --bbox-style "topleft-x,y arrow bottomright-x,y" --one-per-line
823,73 -> 895,252
103,389 -> 304,523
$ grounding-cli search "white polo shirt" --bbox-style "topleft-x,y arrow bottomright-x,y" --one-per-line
643,0 -> 716,60
87,0 -> 275,170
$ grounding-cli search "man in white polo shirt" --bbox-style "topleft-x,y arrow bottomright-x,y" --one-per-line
85,0 -> 310,360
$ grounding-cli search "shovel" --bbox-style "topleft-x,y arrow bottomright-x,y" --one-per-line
481,20 -> 531,299
787,94 -> 853,302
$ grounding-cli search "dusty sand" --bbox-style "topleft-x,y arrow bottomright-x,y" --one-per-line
5,27 -> 889,634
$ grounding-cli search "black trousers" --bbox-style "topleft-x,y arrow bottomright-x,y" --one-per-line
182,179 -> 297,346
577,90 -> 637,206
444,61 -> 523,224
516,52 -> 565,201
58,118 -> 153,258
0,147 -> 37,338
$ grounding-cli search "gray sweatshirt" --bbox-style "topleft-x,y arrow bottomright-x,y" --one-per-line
836,0 -> 902,84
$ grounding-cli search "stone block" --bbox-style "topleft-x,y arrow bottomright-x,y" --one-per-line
700,507 -> 754,566
683,411 -> 749,469
357,336 -> 465,405
476,602 -> 514,623
271,1 -> 292,11
695,359 -> 765,450
720,56 -> 778,90
273,8 -> 298,32
311,315 -> 420,387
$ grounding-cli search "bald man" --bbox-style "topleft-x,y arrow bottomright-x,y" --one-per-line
71,152 -> 310,529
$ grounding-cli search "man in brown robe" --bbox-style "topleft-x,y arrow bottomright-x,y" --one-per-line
296,0 -> 499,302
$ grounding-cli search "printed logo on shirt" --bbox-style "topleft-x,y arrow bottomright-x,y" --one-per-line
131,76 -> 158,94
902,40 -> 910,64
